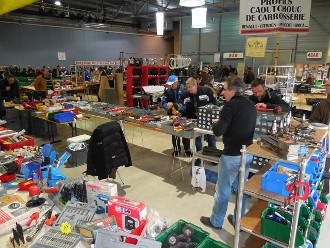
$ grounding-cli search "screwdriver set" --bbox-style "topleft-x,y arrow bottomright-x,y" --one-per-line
31,228 -> 89,248
53,201 -> 96,231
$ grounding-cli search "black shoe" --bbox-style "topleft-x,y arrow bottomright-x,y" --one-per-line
184,150 -> 193,157
211,162 -> 218,166
200,216 -> 222,230
227,214 -> 235,228
194,159 -> 201,166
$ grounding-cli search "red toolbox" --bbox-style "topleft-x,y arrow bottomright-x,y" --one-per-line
0,135 -> 35,150
108,196 -> 147,235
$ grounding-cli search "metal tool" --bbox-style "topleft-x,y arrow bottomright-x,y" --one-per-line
259,135 -> 289,157
30,228 -> 85,248
26,206 -> 54,242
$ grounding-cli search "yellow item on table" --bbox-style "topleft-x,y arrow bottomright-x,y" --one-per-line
60,222 -> 71,235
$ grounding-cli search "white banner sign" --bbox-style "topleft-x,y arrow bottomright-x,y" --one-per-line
74,61 -> 123,66
58,52 -> 66,61
223,53 -> 244,59
307,52 -> 322,59
239,0 -> 311,35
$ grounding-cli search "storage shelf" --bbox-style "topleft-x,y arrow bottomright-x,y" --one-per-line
240,199 -> 288,248
244,235 -> 266,248
243,161 -> 286,206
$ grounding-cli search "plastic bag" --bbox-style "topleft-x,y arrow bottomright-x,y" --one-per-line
191,165 -> 206,192
141,209 -> 170,239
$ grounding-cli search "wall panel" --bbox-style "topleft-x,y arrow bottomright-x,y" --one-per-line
0,23 -> 173,68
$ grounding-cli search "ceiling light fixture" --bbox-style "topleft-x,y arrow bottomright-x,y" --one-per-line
191,7 -> 207,28
156,12 -> 164,36
179,0 -> 205,7
54,1 -> 61,6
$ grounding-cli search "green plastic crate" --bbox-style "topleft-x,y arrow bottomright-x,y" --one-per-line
156,219 -> 209,248
197,237 -> 232,248
308,219 -> 320,246
319,195 -> 328,205
262,242 -> 281,248
261,207 -> 307,247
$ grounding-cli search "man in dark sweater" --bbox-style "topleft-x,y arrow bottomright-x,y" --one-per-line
200,76 -> 257,230
249,78 -> 290,112
0,74 -> 20,100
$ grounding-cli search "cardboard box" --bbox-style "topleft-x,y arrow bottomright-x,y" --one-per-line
108,196 -> 147,234
86,181 -> 118,215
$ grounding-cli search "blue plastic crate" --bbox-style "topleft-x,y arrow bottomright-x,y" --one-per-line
261,162 -> 300,197
309,187 -> 319,210
54,112 -> 74,123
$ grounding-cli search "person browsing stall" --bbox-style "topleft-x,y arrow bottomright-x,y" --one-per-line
31,67 -> 55,99
178,77 -> 217,165
162,75 -> 191,157
249,78 -> 290,112
309,79 -> 330,125
0,74 -> 20,100
200,76 -> 257,230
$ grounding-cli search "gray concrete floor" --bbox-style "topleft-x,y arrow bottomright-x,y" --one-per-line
43,120 -> 329,248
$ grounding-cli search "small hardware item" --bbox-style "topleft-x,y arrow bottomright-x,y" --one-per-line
26,184 -> 46,208
26,206 -> 54,242
60,222 -> 71,234
9,203 -> 20,209
265,212 -> 291,227
26,212 -> 39,227
166,226 -> 197,248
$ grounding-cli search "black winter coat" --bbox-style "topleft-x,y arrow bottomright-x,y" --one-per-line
86,121 -> 132,179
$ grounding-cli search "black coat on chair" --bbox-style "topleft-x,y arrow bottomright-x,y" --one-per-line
86,121 -> 132,180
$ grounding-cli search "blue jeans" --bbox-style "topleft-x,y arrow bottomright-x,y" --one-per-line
195,134 -> 217,151
210,154 -> 252,228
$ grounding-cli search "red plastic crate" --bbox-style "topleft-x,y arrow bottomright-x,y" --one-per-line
0,135 -> 35,150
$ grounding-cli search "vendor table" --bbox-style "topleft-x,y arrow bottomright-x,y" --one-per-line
34,114 -> 78,144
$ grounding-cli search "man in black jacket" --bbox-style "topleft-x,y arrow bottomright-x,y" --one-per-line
200,76 -> 256,230
179,77 -> 217,164
249,78 -> 290,112
0,74 -> 20,100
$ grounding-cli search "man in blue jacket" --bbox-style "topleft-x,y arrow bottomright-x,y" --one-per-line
179,77 -> 217,165
162,75 -> 191,157
200,76 -> 257,230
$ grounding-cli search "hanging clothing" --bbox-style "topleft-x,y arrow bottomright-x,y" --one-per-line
86,121 -> 132,180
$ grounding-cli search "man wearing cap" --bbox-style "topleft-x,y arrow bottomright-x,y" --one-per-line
162,75 -> 191,157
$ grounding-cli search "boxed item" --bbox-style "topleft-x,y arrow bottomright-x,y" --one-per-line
197,105 -> 222,130
86,181 -> 118,215
67,134 -> 91,146
76,216 -> 118,238
108,196 -> 147,235
0,135 -> 34,150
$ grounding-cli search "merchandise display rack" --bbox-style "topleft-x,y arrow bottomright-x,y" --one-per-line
126,65 -> 168,107
258,65 -> 296,105
233,128 -> 329,248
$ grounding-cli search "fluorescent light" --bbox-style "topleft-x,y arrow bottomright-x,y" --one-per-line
54,1 -> 61,6
156,12 -> 164,36
179,0 -> 205,7
191,7 -> 207,28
